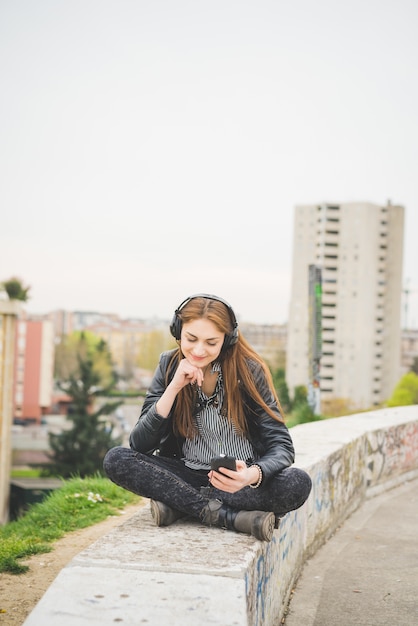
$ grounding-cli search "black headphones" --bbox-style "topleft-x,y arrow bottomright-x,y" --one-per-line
170,293 -> 239,350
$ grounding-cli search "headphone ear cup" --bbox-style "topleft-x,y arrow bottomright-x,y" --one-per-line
170,313 -> 181,340
223,336 -> 231,350
223,327 -> 239,350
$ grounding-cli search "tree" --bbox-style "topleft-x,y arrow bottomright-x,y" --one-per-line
46,336 -> 122,478
293,385 -> 308,407
387,372 -> 418,407
271,367 -> 291,414
54,330 -> 115,387
291,402 -> 320,424
137,330 -> 175,371
410,356 -> 418,376
287,384 -> 323,425
1,276 -> 30,301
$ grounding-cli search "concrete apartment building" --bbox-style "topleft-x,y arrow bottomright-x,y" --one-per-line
13,317 -> 55,424
286,201 -> 404,412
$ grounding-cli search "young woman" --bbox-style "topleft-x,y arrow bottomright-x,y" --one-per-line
104,294 -> 311,542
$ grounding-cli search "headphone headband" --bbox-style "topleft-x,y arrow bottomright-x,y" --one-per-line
170,293 -> 239,349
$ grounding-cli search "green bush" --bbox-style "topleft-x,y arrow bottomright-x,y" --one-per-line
387,372 -> 418,407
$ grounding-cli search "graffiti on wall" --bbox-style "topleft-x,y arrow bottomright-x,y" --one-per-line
243,415 -> 418,626
245,509 -> 307,626
367,422 -> 418,486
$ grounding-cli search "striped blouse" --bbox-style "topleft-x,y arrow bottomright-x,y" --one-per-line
182,361 -> 256,470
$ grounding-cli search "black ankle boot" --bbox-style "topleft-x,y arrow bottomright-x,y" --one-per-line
201,499 -> 275,542
150,500 -> 187,527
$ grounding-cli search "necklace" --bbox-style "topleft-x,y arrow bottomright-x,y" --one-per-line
193,363 -> 222,416
195,376 -> 220,413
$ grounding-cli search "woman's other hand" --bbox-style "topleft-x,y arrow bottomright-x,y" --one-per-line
208,460 -> 259,493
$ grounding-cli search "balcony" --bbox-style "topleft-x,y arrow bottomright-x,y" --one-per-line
322,293 -> 337,307
323,233 -> 339,246
322,330 -> 336,342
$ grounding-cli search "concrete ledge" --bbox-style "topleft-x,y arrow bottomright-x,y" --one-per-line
23,405 -> 418,626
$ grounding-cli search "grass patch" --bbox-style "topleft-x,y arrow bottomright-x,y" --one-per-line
11,468 -> 42,478
0,475 -> 141,575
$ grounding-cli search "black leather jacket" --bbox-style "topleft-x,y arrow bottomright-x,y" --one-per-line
129,350 -> 295,481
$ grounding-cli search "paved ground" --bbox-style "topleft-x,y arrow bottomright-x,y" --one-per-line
284,478 -> 418,626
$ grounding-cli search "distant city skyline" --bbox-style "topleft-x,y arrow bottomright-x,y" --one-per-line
2,1 -> 418,328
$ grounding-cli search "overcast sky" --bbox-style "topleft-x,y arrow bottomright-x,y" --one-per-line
1,0 -> 417,327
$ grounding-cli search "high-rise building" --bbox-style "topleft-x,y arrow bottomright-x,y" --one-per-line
286,201 -> 404,412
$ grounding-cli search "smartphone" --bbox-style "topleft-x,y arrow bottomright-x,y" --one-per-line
210,455 -> 237,472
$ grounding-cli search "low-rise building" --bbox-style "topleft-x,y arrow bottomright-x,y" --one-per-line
13,317 -> 54,424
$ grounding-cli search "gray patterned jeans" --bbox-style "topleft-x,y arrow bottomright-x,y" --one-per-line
103,446 -> 312,520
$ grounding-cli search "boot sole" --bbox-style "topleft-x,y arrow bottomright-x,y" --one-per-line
150,500 -> 165,526
253,512 -> 276,541
150,500 -> 186,527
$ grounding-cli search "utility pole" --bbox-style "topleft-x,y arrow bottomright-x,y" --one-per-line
0,300 -> 21,524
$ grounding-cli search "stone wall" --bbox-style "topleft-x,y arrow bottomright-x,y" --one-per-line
266,406 -> 418,622
23,405 -> 418,626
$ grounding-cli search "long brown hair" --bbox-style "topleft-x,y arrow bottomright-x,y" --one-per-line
167,296 -> 285,438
